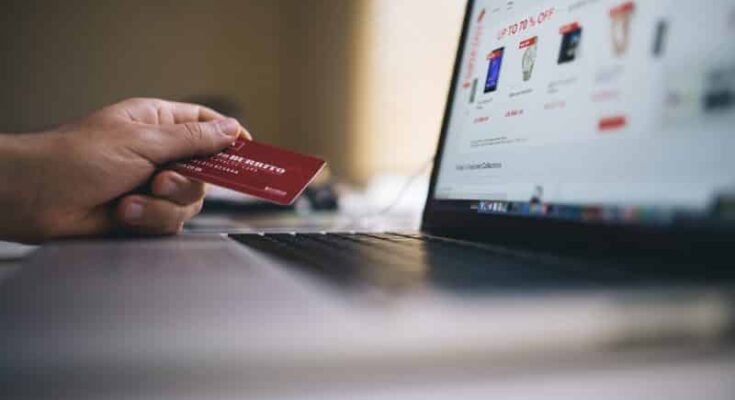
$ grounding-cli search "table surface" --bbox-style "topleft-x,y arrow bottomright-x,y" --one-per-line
2,212 -> 734,399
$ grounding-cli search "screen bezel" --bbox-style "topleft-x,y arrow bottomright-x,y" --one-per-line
420,0 -> 734,254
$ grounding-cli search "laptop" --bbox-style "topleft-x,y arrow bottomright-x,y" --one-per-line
227,0 -> 735,290
2,0 -> 735,397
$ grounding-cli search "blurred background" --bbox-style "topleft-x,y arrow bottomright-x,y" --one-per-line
2,4 -> 735,399
0,0 -> 464,186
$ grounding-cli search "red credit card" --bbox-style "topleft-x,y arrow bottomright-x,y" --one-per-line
169,138 -> 326,205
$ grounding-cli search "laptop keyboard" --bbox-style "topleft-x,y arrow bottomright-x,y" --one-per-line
229,232 -> 646,292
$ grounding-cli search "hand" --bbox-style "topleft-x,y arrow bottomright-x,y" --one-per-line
0,98 -> 251,243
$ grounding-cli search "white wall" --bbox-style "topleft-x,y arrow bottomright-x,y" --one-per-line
351,0 -> 466,181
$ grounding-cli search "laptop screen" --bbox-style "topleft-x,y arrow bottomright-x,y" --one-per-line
431,0 -> 735,227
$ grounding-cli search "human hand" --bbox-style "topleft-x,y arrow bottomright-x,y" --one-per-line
0,98 -> 250,243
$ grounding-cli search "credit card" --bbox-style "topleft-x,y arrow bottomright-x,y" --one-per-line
169,138 -> 326,205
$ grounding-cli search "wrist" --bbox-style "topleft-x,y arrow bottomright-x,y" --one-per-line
0,132 -> 57,243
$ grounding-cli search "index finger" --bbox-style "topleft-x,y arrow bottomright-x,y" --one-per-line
162,100 -> 252,140
166,100 -> 227,123
116,98 -> 225,125
116,98 -> 251,139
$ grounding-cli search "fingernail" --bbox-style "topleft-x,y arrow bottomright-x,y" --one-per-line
125,202 -> 144,222
159,179 -> 177,197
215,118 -> 240,138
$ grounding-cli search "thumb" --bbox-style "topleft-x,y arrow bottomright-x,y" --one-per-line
139,118 -> 241,165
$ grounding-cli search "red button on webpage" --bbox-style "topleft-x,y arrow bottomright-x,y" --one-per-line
519,36 -> 537,49
598,115 -> 627,131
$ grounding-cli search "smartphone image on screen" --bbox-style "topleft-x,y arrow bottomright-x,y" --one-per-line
484,47 -> 505,93
558,24 -> 582,64
470,78 -> 478,103
652,20 -> 668,57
